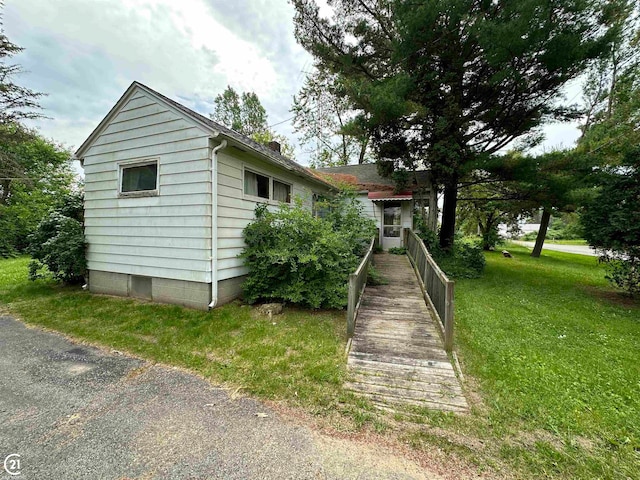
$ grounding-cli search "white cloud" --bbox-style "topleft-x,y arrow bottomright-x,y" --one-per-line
4,0 -> 310,156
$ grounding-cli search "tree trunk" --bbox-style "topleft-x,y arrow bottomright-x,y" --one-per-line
358,137 -> 369,164
439,179 -> 458,250
531,208 -> 551,258
428,183 -> 438,232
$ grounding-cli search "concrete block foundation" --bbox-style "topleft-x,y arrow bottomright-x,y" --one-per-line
88,270 -> 220,310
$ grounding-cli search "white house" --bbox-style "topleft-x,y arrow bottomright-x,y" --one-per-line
76,81 -> 334,310
316,164 -> 434,250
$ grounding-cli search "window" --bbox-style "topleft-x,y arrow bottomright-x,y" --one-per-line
243,168 -> 291,203
383,202 -> 402,237
273,180 -> 291,203
120,160 -> 158,195
244,170 -> 270,200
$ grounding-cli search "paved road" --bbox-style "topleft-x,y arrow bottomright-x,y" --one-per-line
0,316 -> 440,480
513,241 -> 597,257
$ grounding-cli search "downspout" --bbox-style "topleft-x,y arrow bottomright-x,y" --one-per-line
209,138 -> 227,309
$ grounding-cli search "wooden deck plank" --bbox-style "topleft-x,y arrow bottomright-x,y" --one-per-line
346,252 -> 468,413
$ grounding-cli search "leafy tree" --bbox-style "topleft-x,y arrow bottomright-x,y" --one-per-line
582,148 -> 640,296
292,69 -> 370,167
210,86 -> 267,137
293,0 -> 622,249
210,85 -> 296,158
0,125 -> 75,257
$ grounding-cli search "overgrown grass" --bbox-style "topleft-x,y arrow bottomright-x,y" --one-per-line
0,257 -> 348,413
408,246 -> 640,478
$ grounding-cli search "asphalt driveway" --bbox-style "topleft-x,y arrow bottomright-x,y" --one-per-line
512,241 -> 597,257
0,316 -> 439,480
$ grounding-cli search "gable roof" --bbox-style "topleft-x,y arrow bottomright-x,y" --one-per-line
316,164 -> 432,192
76,81 -> 333,190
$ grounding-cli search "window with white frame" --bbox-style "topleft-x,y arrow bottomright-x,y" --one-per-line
243,168 -> 291,203
119,159 -> 158,195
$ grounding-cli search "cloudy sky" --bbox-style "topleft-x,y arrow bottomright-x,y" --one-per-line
5,0 -> 583,169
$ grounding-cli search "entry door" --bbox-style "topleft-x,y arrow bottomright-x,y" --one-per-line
382,202 -> 402,250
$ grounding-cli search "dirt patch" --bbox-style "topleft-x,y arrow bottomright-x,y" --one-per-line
265,400 -> 503,480
582,286 -> 640,309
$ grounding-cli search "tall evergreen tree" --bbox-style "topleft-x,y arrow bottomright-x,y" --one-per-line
293,0 -> 622,248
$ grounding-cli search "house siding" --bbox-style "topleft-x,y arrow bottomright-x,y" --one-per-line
216,148 -> 319,282
356,194 -> 381,226
83,89 -> 213,284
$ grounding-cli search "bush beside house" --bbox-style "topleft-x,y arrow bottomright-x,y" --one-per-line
28,193 -> 86,284
241,194 -> 376,309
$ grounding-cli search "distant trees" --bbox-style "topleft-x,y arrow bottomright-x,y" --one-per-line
293,0 -> 620,249
0,125 -> 75,257
210,85 -> 296,158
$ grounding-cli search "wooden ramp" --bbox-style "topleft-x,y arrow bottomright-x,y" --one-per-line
346,253 -> 468,413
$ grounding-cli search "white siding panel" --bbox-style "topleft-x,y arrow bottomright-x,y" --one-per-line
83,148 -> 210,172
110,103 -> 169,124
89,252 -> 207,272
357,195 -> 380,227
84,140 -> 208,164
87,235 -> 210,250
89,244 -> 210,261
119,95 -> 158,112
84,92 -> 212,283
84,179 -> 117,192
87,225 -> 209,238
94,118 -> 189,146
214,148 -> 329,281
88,261 -> 210,283
85,204 -> 210,219
85,216 -> 210,228
88,243 -> 211,262
160,170 -> 210,186
84,171 -> 116,183
87,128 -> 207,156
161,159 -> 210,175
103,111 -> 185,136
86,193 -> 210,209
218,265 -> 248,281
218,246 -> 244,260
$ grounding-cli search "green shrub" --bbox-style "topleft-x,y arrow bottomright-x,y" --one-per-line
28,193 -> 86,284
436,241 -> 486,279
388,247 -> 406,255
414,219 -> 486,279
241,196 -> 376,309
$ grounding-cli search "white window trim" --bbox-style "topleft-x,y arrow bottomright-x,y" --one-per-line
242,165 -> 292,205
118,157 -> 160,198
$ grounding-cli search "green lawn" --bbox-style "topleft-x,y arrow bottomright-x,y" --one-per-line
414,245 -> 639,479
1,251 -> 639,478
0,257 -> 348,412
